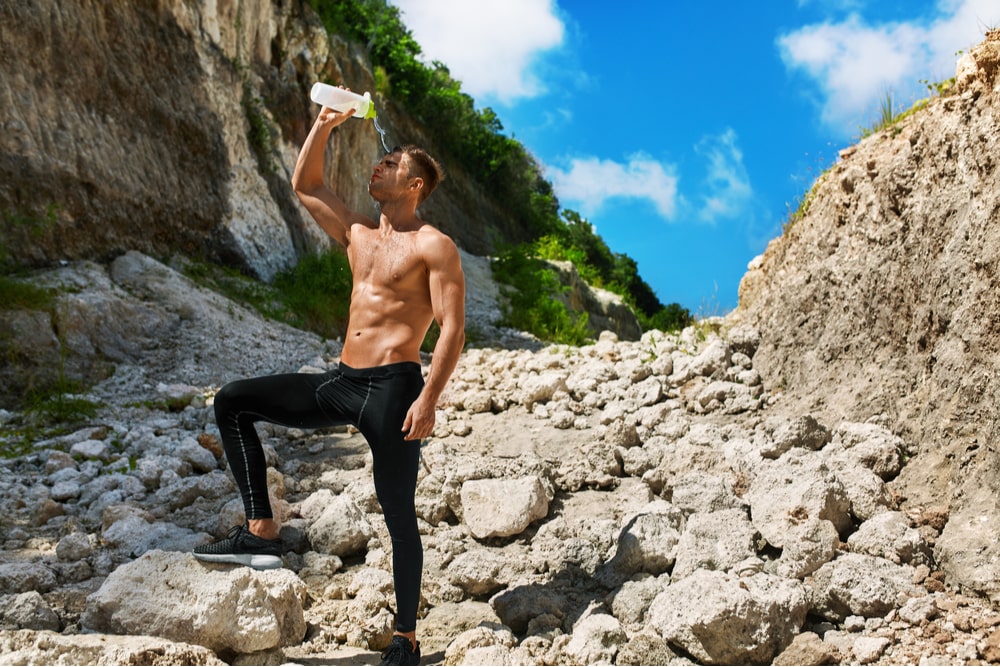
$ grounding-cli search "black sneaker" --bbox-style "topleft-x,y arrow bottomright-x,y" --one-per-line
192,524 -> 282,570
379,635 -> 421,666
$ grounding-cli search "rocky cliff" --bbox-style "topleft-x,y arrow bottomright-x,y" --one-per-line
738,30 -> 1000,600
0,0 -> 535,276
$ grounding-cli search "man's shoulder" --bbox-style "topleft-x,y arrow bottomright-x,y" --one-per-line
416,223 -> 458,249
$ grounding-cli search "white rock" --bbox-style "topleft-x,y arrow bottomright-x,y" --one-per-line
460,476 -> 549,539
56,532 -> 93,561
517,371 -> 569,408
82,550 -> 306,654
806,553 -> 921,622
444,624 -> 518,666
71,439 -> 109,461
847,511 -> 929,564
603,502 -> 684,577
564,613 -> 625,665
830,421 -> 904,479
746,450 -> 852,548
647,569 -> 808,665
103,514 -> 207,556
671,470 -> 746,515
306,493 -> 374,557
0,630 -> 224,665
672,509 -> 757,580
774,517 -> 839,579
852,635 -> 890,664
0,561 -> 57,594
688,338 -> 730,378
50,480 -> 82,501
3,591 -> 60,631
448,548 -> 506,596
176,437 -> 218,473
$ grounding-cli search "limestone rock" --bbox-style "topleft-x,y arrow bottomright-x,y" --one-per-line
305,491 -> 374,557
647,569 -> 808,664
602,502 -> 685,578
672,508 -> 757,580
805,552 -> 920,622
0,630 -> 225,666
460,476 -> 549,539
82,550 -> 307,654
746,450 -> 852,548
563,613 -> 626,665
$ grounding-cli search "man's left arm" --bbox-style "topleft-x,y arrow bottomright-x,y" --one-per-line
402,235 -> 466,441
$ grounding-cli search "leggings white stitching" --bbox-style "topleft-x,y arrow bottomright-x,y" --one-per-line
229,411 -> 256,517
358,376 -> 373,423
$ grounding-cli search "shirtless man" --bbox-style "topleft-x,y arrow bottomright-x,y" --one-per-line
193,102 -> 465,667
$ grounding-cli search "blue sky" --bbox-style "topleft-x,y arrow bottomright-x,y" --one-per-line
388,0 -> 998,314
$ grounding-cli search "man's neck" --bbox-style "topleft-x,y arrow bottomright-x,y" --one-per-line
377,202 -> 422,232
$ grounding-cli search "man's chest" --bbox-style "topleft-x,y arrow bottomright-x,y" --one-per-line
348,233 -> 427,289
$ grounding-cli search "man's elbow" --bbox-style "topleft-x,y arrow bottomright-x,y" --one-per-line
290,176 -> 308,200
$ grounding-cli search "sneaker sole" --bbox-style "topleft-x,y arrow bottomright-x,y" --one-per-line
192,552 -> 283,570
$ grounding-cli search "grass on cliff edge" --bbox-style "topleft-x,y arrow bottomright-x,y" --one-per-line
181,252 -> 352,342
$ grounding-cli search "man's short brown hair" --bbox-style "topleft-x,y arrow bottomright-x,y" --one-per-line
396,145 -> 444,204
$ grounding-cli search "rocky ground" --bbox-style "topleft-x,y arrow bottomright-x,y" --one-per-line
3,252 -> 1000,665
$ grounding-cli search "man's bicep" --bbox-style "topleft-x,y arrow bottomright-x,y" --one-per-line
428,241 -> 466,325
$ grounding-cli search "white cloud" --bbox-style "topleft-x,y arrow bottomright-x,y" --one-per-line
389,0 -> 565,103
778,0 -> 999,132
696,129 -> 754,223
546,154 -> 679,220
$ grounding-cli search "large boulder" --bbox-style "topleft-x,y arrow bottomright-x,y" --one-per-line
460,476 -> 550,539
805,552 -> 921,622
0,630 -> 224,666
647,569 -> 808,665
82,550 -> 307,654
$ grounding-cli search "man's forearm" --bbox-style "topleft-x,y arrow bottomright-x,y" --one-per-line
422,325 -> 465,404
291,117 -> 336,194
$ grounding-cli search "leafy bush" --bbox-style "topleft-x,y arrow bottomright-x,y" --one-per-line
0,275 -> 54,311
529,211 -> 694,333
272,250 -> 353,339
641,302 -> 693,333
491,243 -> 591,345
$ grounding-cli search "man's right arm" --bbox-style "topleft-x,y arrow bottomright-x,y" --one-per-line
291,107 -> 365,247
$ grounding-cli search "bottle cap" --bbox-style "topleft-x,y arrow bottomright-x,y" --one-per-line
362,92 -> 377,119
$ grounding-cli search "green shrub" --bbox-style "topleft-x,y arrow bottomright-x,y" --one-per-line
0,275 -> 55,311
640,302 -> 693,333
491,243 -> 591,345
272,250 -> 353,338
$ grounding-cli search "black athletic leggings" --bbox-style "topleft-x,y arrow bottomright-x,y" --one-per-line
213,361 -> 424,633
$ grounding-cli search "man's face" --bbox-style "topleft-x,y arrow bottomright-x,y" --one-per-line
369,151 -> 410,200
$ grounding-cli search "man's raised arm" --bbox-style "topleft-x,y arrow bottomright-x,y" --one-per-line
291,106 -> 365,247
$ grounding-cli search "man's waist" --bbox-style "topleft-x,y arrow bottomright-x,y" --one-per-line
336,360 -> 422,378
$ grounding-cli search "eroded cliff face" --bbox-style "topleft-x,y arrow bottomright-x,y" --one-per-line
737,31 -> 1000,599
0,0 -> 524,279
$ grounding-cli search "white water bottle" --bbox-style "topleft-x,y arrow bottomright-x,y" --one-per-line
310,82 -> 376,119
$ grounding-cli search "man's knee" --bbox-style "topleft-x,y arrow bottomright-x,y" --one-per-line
213,380 -> 242,418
